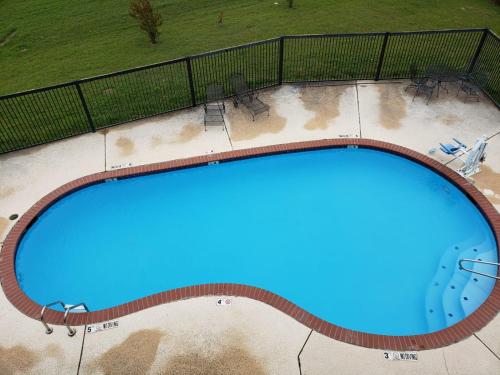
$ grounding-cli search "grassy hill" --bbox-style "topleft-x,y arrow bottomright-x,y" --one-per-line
1,0 -> 499,95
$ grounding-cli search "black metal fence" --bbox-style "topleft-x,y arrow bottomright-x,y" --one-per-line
1,28 -> 499,154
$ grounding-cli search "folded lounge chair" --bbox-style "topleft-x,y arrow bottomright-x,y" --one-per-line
203,84 -> 226,131
230,74 -> 270,121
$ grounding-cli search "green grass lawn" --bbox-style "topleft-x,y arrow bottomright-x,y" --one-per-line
1,0 -> 500,95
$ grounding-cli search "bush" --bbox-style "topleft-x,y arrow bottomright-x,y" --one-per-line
129,0 -> 163,44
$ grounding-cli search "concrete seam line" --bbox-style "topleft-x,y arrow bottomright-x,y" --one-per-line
473,333 -> 500,361
104,132 -> 107,171
355,82 -> 362,138
225,117 -> 234,150
442,350 -> 451,375
76,324 -> 88,375
297,329 -> 314,375
486,130 -> 500,141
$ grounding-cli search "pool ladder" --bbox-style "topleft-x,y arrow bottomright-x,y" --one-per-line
458,259 -> 500,280
40,301 -> 89,336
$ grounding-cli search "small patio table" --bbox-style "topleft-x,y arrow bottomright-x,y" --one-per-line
426,65 -> 461,97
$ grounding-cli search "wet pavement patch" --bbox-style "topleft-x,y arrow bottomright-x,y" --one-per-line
377,84 -> 407,129
301,85 -> 347,130
437,113 -> 461,126
228,95 -> 286,141
115,137 -> 135,156
0,217 -> 9,239
170,123 -> 203,144
0,345 -> 40,375
96,329 -> 164,375
0,187 -> 16,199
474,165 -> 500,204
162,343 -> 267,375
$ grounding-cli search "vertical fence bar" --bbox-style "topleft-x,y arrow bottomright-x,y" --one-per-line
467,29 -> 489,74
185,57 -> 197,107
75,82 -> 95,132
375,32 -> 390,81
278,37 -> 285,85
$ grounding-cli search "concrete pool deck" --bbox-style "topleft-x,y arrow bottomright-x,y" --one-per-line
0,81 -> 498,374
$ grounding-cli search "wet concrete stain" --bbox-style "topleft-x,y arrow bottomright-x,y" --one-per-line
115,136 -> 135,156
438,113 -> 461,126
228,94 -> 286,141
0,186 -> 16,198
170,123 -> 203,144
161,333 -> 267,375
300,86 -> 346,130
377,84 -> 407,129
160,346 -> 267,375
0,345 -> 40,375
99,128 -> 110,135
95,329 -> 164,375
45,343 -> 64,360
151,134 -> 164,148
474,165 -> 500,204
0,217 -> 9,240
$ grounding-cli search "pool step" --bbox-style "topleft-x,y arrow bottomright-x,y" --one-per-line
425,243 -> 466,332
460,249 -> 498,316
424,240 -> 494,332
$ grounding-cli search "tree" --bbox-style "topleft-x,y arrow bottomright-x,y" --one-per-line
129,0 -> 163,44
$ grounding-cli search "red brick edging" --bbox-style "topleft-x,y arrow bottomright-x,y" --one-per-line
0,139 -> 498,350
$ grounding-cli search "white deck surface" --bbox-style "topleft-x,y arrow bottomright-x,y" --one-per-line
0,81 -> 498,374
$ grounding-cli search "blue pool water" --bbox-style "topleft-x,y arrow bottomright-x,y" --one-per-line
15,148 -> 497,336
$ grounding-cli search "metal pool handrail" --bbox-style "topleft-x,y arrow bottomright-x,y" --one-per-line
40,300 -> 65,334
64,302 -> 89,337
40,301 -> 89,336
458,259 -> 500,280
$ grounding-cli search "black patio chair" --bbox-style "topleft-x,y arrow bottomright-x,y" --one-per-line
412,80 -> 437,105
405,63 -> 427,92
230,74 -> 270,121
457,81 -> 480,102
457,71 -> 488,102
203,84 -> 226,131
471,71 -> 489,88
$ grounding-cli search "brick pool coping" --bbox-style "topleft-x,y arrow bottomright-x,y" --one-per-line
0,138 -> 498,350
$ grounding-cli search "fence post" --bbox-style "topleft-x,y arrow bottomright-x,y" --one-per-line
375,32 -> 389,81
186,57 -> 197,107
75,82 -> 95,132
467,29 -> 489,74
278,36 -> 285,85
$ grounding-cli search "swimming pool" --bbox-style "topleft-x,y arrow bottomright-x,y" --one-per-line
2,140 -> 499,348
